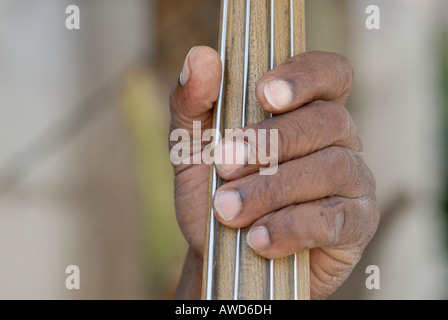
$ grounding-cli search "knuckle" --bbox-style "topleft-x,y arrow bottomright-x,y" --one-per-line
326,52 -> 355,86
319,147 -> 353,195
353,135 -> 364,152
333,106 -> 358,147
290,51 -> 355,103
318,198 -> 347,246
348,195 -> 380,245
289,198 -> 348,249
317,102 -> 359,148
362,162 -> 377,196
281,111 -> 314,156
265,174 -> 289,209
321,52 -> 354,102
319,147 -> 373,198
312,51 -> 354,79
352,151 -> 377,196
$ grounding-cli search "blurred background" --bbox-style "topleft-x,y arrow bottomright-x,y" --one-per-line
0,0 -> 447,299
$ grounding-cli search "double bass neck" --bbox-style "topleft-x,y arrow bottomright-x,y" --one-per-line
202,0 -> 309,300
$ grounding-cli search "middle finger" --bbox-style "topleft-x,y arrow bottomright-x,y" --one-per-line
214,100 -> 362,180
213,146 -> 374,228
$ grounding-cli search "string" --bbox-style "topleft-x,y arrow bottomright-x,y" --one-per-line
205,0 -> 229,301
208,0 -> 300,301
233,0 -> 252,301
269,0 -> 275,301
290,0 -> 299,301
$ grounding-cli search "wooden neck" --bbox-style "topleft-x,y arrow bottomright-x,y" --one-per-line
202,0 -> 309,300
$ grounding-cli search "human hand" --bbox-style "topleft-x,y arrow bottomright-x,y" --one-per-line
169,46 -> 379,299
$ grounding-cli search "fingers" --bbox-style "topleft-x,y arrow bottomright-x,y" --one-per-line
255,51 -> 354,114
169,46 -> 222,133
214,100 -> 362,180
213,146 -> 374,227
246,196 -> 379,260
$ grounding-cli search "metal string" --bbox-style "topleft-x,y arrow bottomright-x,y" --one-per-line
291,0 -> 299,302
205,0 -> 229,301
208,0 -> 299,301
233,0 -> 252,301
269,0 -> 275,301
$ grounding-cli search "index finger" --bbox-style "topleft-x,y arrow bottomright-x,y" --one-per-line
256,51 -> 354,114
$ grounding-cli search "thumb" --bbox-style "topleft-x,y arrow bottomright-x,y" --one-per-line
169,46 -> 222,133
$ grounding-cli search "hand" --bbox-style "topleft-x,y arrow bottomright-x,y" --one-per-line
169,46 -> 379,299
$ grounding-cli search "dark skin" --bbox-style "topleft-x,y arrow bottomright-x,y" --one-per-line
170,46 -> 379,300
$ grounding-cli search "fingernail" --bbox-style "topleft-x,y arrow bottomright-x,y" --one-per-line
264,80 -> 293,109
247,226 -> 270,251
215,140 -> 250,175
180,47 -> 196,86
214,190 -> 242,222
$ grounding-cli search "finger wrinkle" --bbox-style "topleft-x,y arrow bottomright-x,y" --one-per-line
321,198 -> 346,244
318,247 -> 357,268
332,148 -> 360,197
175,176 -> 209,200
309,259 -> 340,299
332,105 -> 358,148
316,103 -> 333,147
312,249 -> 355,288
170,105 -> 214,130
174,164 -> 209,196
317,149 -> 337,196
340,149 -> 355,192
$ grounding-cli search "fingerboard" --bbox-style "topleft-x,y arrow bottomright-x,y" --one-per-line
202,0 -> 309,300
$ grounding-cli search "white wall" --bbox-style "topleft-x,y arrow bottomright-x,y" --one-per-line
332,0 -> 448,299
0,0 -> 151,299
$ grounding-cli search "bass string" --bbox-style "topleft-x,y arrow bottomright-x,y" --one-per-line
205,0 -> 229,301
232,0 -> 252,301
206,0 -> 299,301
236,0 -> 280,301
269,0 -> 275,302
266,0 -> 299,301
290,0 -> 299,302
267,0 -> 298,301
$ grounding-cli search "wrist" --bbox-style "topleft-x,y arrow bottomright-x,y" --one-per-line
174,247 -> 204,300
